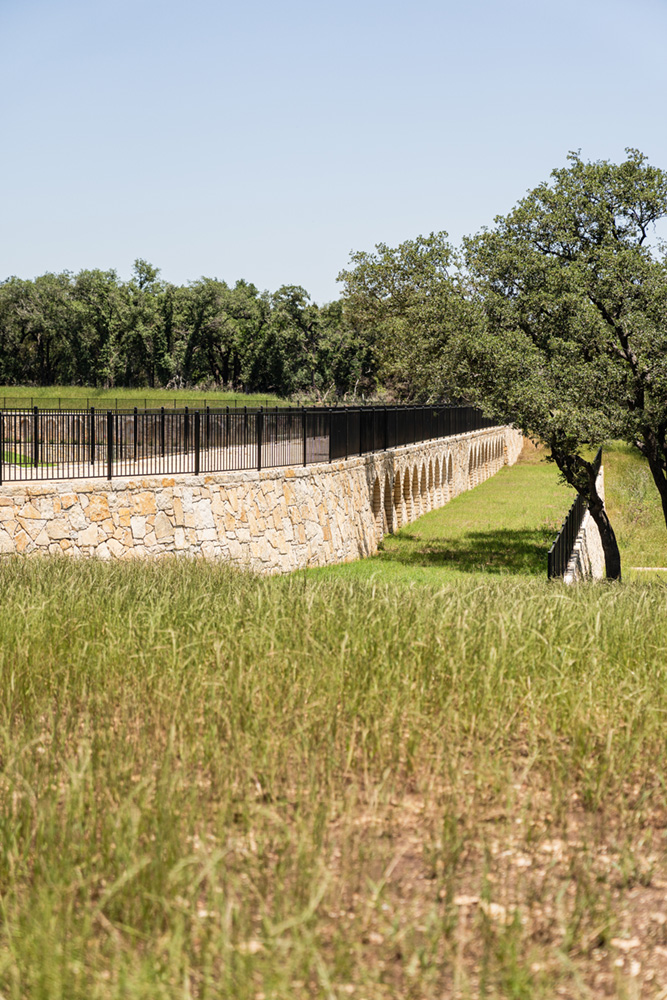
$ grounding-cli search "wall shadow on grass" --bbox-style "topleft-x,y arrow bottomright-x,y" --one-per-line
378,528 -> 554,576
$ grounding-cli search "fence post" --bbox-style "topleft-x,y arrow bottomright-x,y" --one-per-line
257,407 -> 263,472
33,406 -> 39,468
205,406 -> 210,450
160,407 -> 165,457
133,407 -> 138,462
90,407 -> 95,464
184,406 -> 189,454
302,407 -> 307,466
107,410 -> 113,480
194,410 -> 200,475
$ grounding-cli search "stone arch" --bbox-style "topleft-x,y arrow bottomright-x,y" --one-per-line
384,473 -> 394,533
403,467 -> 412,522
428,459 -> 435,508
434,456 -> 441,505
468,447 -> 475,488
394,471 -> 404,528
70,413 -> 85,445
412,466 -> 420,518
18,415 -> 31,444
371,477 -> 382,538
43,415 -> 59,444
420,464 -> 428,512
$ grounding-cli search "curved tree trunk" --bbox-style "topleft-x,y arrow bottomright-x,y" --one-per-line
587,494 -> 622,581
642,435 -> 667,532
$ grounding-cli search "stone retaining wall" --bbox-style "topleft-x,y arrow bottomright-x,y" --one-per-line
563,467 -> 606,584
0,426 -> 523,573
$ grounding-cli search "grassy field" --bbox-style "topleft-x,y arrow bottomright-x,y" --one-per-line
307,441 -> 667,586
0,386 -> 288,411
604,443 -> 667,578
310,441 -> 574,586
2,443 -> 667,998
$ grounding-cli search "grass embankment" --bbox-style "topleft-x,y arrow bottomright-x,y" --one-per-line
2,559 -> 667,998
0,386 -> 287,410
604,442 -> 667,578
311,442 -> 573,585
310,441 -> 667,585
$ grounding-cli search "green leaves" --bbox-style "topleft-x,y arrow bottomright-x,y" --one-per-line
337,232 -> 474,400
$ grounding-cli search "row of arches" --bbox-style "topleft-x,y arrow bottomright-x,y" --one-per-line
467,435 -> 505,488
369,434 -> 506,540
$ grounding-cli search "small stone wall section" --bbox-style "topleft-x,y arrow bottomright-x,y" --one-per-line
0,426 -> 523,573
563,467 -> 606,584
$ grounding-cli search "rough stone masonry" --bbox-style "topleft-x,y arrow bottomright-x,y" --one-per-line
0,426 -> 523,573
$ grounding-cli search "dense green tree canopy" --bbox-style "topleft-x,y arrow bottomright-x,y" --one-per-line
335,152 -> 667,578
451,149 -> 667,577
0,263 -> 375,399
337,232 -> 472,400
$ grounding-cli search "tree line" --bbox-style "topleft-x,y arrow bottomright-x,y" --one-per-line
0,264 -> 375,400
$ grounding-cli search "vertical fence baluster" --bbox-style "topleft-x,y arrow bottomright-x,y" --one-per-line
302,407 -> 307,466
107,411 -> 113,480
194,410 -> 200,475
33,406 -> 39,469
257,407 -> 263,472
133,407 -> 138,463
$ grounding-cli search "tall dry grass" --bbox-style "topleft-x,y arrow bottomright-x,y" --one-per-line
1,558 -> 667,996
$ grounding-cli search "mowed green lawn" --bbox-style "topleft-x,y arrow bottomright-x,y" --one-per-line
309,440 -> 667,584
0,385 -> 287,409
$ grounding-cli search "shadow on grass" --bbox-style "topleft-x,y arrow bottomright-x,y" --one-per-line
379,528 -> 553,576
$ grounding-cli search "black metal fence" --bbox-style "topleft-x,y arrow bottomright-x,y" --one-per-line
0,404 -> 497,484
547,448 -> 603,579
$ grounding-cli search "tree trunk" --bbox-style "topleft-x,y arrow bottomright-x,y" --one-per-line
587,494 -> 622,581
642,436 -> 667,531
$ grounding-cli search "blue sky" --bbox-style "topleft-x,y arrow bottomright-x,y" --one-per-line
2,0 -> 666,302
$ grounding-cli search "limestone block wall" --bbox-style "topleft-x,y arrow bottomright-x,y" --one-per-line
563,467 -> 606,584
0,425 -> 522,573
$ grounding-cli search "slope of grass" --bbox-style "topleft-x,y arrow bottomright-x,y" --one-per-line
310,441 -> 575,585
604,442 -> 667,578
309,441 -> 667,586
2,558 -> 667,997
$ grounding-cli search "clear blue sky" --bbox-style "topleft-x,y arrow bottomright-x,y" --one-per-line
2,0 -> 666,302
